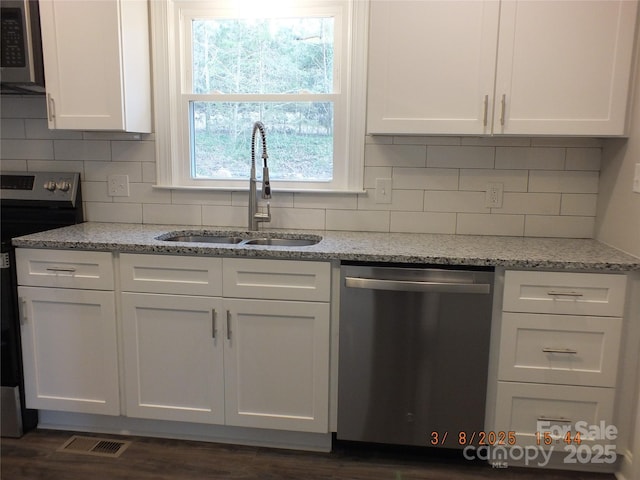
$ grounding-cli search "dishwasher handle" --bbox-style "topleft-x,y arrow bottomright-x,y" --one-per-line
344,276 -> 491,294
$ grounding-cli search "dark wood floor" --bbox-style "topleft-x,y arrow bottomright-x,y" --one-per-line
1,429 -> 616,480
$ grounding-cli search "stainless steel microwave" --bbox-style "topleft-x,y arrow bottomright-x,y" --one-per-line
0,0 -> 44,93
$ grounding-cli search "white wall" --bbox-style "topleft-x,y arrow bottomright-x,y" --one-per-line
1,95 -> 603,238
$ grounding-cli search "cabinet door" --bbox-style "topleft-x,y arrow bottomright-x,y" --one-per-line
495,0 -> 637,136
18,286 -> 119,415
38,0 -> 151,132
224,299 -> 330,433
366,0 -> 499,135
121,293 -> 225,424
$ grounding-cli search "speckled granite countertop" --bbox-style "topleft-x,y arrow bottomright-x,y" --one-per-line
11,222 -> 640,271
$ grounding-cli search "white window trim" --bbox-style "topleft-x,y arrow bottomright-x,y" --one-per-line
150,0 -> 368,193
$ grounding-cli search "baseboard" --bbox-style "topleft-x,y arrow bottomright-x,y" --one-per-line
36,410 -> 332,452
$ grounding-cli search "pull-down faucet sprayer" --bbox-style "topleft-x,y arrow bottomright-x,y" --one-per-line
248,121 -> 272,231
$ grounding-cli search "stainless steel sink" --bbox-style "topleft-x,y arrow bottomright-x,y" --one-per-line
157,231 -> 321,247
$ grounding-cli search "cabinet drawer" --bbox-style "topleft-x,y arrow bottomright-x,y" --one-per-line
498,313 -> 622,387
503,271 -> 626,316
223,258 -> 330,302
120,254 -> 222,295
16,249 -> 114,290
495,382 -> 615,447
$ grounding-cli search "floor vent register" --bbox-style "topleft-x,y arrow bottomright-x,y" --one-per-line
58,435 -> 131,458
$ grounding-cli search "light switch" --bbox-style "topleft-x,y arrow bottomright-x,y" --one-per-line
375,178 -> 392,204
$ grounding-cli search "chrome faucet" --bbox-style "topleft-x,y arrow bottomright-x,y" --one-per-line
248,121 -> 272,230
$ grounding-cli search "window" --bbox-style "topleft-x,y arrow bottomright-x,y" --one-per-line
151,0 -> 368,192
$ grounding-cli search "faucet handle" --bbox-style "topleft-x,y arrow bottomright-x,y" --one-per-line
254,201 -> 271,223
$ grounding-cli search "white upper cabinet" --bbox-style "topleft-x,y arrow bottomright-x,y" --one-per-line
367,0 -> 638,136
38,0 -> 152,132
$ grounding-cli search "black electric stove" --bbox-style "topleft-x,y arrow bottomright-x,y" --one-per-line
0,171 -> 83,437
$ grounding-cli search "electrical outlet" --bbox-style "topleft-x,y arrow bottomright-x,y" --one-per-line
375,178 -> 392,204
107,174 -> 130,197
633,163 -> 640,193
485,182 -> 503,208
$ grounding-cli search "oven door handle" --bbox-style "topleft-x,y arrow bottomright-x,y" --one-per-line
344,277 -> 491,294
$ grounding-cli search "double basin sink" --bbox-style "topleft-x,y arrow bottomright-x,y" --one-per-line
157,230 -> 322,247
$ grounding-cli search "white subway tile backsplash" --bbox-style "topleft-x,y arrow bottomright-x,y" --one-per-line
112,140 -> 155,163
456,213 -> 525,236
170,189 -> 232,205
565,148 -> 601,171
363,166 -> 393,188
81,181 -> 111,202
524,215 -> 595,238
358,189 -> 424,211
427,146 -> 494,169
84,161 -> 142,182
326,209 -> 390,232
53,140 -> 111,161
531,137 -> 603,148
141,162 -> 156,183
497,193 -> 561,215
529,170 -> 599,193
1,96 -> 47,118
143,204 -> 202,225
394,167 -> 458,190
114,183 -> 172,204
27,160 -> 84,173
424,191 -> 489,213
459,169 -> 528,192
495,147 -> 565,170
390,211 -> 456,234
202,205 -> 246,227
1,119 -> 25,139
365,144 -> 426,167
85,202 -> 142,223
461,137 -> 531,147
293,192 -> 357,210
1,139 -> 53,160
25,119 -> 81,140
267,207 -> 326,230
0,160 -> 27,171
561,193 -> 598,216
393,136 -> 461,146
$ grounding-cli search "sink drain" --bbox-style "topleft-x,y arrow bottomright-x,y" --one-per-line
58,435 -> 130,458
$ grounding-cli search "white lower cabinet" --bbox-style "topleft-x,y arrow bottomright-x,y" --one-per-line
119,254 -> 331,433
18,286 -> 119,415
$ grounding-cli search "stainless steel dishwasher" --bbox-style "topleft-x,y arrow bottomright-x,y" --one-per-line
337,263 -> 494,449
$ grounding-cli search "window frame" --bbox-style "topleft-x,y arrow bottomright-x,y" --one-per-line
150,0 -> 368,193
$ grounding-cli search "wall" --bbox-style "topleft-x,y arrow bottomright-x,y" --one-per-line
1,95 -> 603,238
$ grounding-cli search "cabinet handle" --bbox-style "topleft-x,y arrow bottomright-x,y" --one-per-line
19,298 -> 27,324
537,416 -> 572,424
211,309 -> 217,339
47,94 -> 56,122
45,267 -> 77,273
547,290 -> 583,298
226,310 -> 231,340
542,347 -> 578,355
482,94 -> 489,126
499,94 -> 506,126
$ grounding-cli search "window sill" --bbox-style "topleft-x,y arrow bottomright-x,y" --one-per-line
152,185 -> 366,195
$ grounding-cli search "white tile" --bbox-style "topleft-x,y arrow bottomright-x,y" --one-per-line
231,191 -> 294,208
358,189 -> 423,211
561,194 -> 598,216
84,161 -> 142,182
141,162 -> 156,183
565,148 -> 601,171
1,139 -> 53,160
495,147 -> 565,170
364,144 -> 426,167
25,119 -> 82,140
529,170 -> 599,193
143,203 -> 202,225
461,137 -> 531,147
266,207 -> 326,230
394,168 -> 459,190
81,181 -> 111,202
85,202 -> 142,223
424,191 -> 489,213
1,96 -> 47,118
326,209 -> 390,232
427,146 -> 494,168
1,119 -> 25,139
0,160 -> 27,171
456,214 -> 525,236
524,216 -> 595,238
459,169 -> 528,192
532,137 -> 603,148
364,166 -> 393,188
390,212 -> 456,234
393,136 -> 461,146
112,140 -> 155,163
293,192 -> 357,210
27,160 -> 84,173
202,205 -> 246,228
53,140 -> 111,161
114,183 -> 172,204
171,189 -> 232,205
495,193 -> 561,215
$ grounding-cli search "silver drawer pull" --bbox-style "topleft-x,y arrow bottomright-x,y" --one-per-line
537,416 -> 572,424
547,290 -> 583,297
542,347 -> 578,355
211,309 -> 217,339
226,311 -> 231,340
45,267 -> 77,273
